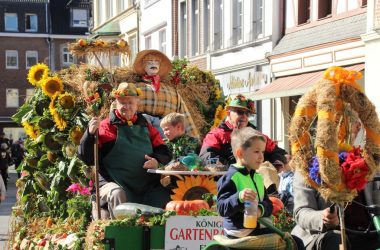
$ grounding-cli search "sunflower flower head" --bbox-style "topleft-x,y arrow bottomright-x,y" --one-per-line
49,93 -> 67,131
22,121 -> 40,140
27,63 -> 49,87
69,126 -> 84,145
58,92 -> 75,109
42,76 -> 64,97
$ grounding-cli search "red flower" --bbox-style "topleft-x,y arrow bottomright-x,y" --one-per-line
341,148 -> 369,190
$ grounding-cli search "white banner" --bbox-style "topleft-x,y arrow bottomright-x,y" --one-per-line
165,216 -> 224,250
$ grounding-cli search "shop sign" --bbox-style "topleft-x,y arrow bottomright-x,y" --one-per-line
217,69 -> 267,95
165,216 -> 224,250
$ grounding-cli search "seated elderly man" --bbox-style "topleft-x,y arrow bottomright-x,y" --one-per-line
78,82 -> 172,219
200,94 -> 287,166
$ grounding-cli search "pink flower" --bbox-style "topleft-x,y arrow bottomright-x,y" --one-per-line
66,182 -> 92,196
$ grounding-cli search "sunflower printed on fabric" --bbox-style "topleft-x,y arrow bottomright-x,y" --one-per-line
27,63 -> 49,87
171,176 -> 217,200
42,76 -> 64,98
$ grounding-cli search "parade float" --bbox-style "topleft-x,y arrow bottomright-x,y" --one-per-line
8,38 -> 325,250
9,38 -> 231,250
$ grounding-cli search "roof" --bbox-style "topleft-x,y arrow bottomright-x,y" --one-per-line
247,64 -> 365,100
272,13 -> 366,56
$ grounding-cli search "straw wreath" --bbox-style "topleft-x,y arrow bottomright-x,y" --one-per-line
289,67 -> 380,204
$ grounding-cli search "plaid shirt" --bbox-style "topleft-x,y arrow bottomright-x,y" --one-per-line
135,82 -> 199,138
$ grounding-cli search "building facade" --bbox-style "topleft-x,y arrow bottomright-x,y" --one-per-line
91,0 -> 138,66
139,0 -> 173,58
0,0 -> 90,140
250,0 -> 368,151
174,0 -> 283,144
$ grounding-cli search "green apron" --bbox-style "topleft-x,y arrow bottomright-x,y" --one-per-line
103,124 -> 170,207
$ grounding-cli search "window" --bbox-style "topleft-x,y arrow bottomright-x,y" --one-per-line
191,0 -> 199,56
203,0 -> 210,52
251,0 -> 263,40
62,46 -> 74,66
6,89 -> 19,108
72,9 -> 88,27
6,50 -> 18,69
145,36 -> 152,49
213,0 -> 223,50
159,29 -> 166,53
26,89 -> 35,103
25,14 -> 38,32
5,13 -> 18,31
318,0 -> 332,19
26,51 -> 38,69
298,0 -> 310,25
232,0 -> 243,45
128,34 -> 137,62
179,1 -> 188,57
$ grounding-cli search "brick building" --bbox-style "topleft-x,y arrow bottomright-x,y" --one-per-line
0,0 -> 91,141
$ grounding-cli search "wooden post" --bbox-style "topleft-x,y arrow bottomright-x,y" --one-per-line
338,204 -> 347,250
94,129 -> 101,220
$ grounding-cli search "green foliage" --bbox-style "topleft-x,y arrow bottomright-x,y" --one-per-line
272,209 -> 296,232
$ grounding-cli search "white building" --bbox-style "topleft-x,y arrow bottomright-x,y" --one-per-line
250,0 -> 368,151
177,0 -> 282,143
139,0 -> 173,58
91,0 -> 138,66
362,0 -> 380,115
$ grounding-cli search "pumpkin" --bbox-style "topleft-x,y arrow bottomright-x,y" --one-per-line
165,200 -> 210,215
269,196 -> 284,216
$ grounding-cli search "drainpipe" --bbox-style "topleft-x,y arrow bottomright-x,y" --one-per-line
45,0 -> 51,69
134,1 -> 140,52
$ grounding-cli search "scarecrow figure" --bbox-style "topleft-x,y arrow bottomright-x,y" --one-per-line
132,50 -> 199,138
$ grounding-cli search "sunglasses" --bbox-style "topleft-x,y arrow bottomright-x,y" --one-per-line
231,109 -> 251,116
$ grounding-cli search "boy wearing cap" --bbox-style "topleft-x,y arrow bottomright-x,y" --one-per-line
200,94 -> 287,166
78,82 -> 172,219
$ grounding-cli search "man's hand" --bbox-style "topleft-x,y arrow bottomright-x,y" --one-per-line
322,207 -> 339,228
143,155 -> 159,169
0,194 -> 5,201
88,117 -> 100,135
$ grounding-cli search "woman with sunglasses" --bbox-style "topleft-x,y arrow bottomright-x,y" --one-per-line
200,94 -> 287,166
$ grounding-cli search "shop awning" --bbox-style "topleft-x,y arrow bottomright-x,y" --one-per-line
248,64 -> 365,100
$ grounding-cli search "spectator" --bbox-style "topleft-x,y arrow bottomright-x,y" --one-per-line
291,171 -> 380,249
276,155 -> 295,212
78,82 -> 172,219
11,138 -> 25,178
0,175 -> 5,202
200,94 -> 287,166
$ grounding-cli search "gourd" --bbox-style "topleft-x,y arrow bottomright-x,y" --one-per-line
113,203 -> 165,219
165,200 -> 209,215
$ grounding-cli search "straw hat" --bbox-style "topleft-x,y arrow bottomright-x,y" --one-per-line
226,94 -> 256,114
111,82 -> 142,99
133,49 -> 172,78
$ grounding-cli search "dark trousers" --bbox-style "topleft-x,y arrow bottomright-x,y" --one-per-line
0,168 -> 8,189
306,230 -> 380,250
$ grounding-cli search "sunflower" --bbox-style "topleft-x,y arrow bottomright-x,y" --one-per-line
42,76 -> 64,97
49,93 -> 67,131
58,92 -> 75,109
69,126 -> 84,145
211,105 -> 227,129
27,63 -> 49,87
22,121 -> 40,140
171,176 -> 217,201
